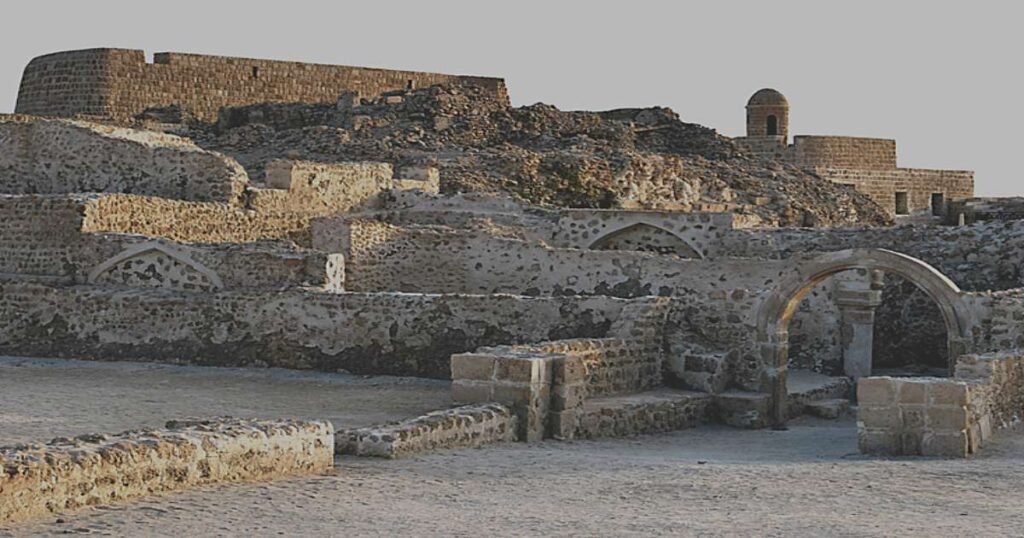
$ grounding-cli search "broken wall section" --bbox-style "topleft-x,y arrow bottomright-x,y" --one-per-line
0,115 -> 248,203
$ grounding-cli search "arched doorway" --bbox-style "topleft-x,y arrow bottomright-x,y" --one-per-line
766,115 -> 778,136
755,249 -> 973,427
589,223 -> 703,259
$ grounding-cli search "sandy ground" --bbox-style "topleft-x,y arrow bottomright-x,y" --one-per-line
3,357 -> 1024,537
0,356 -> 451,444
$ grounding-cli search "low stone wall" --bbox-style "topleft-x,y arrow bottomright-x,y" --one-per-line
335,404 -> 517,458
858,350 -> 1024,457
0,418 -> 333,525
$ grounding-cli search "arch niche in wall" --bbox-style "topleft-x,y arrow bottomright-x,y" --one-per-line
588,223 -> 704,259
755,248 -> 973,427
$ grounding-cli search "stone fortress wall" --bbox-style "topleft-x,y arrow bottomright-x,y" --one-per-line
735,90 -> 974,217
14,48 -> 509,123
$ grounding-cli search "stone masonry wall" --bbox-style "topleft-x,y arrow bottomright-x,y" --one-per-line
815,167 -> 974,217
858,350 -> 1024,457
789,136 -> 898,170
335,403 -> 517,458
0,418 -> 333,525
0,196 -> 343,290
0,281 -> 631,379
0,115 -> 249,204
16,49 -> 509,123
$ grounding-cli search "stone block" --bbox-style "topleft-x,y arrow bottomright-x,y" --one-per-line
495,356 -> 551,384
900,405 -> 926,430
898,382 -> 926,404
857,377 -> 896,405
552,383 -> 586,411
858,405 -> 901,430
553,356 -> 588,385
926,406 -> 968,432
900,432 -> 923,455
450,353 -> 496,381
491,383 -> 537,405
549,409 -> 577,440
930,382 -> 969,407
921,431 -> 969,458
858,429 -> 901,455
451,380 -> 492,404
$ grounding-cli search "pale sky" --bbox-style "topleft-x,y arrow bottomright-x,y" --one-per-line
1,1 -> 1017,195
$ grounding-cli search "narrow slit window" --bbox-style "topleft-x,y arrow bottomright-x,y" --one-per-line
251,66 -> 259,79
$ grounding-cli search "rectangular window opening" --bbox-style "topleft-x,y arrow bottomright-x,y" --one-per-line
895,192 -> 909,215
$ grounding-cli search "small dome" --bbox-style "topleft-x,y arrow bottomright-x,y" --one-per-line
747,88 -> 788,107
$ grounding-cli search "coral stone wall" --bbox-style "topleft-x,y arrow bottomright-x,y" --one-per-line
0,282 -> 631,378
16,49 -> 509,123
0,115 -> 248,204
552,210 -> 738,258
0,418 -> 333,525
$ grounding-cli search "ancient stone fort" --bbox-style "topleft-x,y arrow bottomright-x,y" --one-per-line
3,48 -> 1024,523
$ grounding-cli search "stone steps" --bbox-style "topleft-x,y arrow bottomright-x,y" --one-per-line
568,388 -> 713,440
805,398 -> 852,419
787,370 -> 853,418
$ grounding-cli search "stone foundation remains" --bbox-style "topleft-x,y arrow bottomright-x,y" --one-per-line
335,404 -> 517,458
0,418 -> 334,525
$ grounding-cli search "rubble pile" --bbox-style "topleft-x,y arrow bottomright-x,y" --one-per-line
185,83 -> 891,227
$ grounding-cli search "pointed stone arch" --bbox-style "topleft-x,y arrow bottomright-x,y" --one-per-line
588,222 -> 704,259
755,248 -> 974,426
88,242 -> 223,292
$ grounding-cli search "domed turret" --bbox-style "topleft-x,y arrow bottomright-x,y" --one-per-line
746,88 -> 789,140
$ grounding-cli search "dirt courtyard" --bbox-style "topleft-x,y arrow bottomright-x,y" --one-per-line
3,357 -> 1024,537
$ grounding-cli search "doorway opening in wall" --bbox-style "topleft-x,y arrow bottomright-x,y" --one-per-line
931,193 -> 945,217
766,115 -> 778,136
895,192 -> 909,215
251,66 -> 259,80
407,79 -> 415,90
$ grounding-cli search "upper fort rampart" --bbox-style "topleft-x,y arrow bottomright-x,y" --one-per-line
14,48 -> 509,122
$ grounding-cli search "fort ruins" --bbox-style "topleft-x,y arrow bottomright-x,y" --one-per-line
3,48 -> 1024,525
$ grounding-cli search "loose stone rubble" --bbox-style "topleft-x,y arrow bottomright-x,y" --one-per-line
0,47 -> 1021,523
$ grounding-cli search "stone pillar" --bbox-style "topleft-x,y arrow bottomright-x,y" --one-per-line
835,271 -> 883,380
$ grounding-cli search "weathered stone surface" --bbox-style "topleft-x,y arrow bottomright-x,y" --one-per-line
335,403 -> 517,458
0,418 -> 333,525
